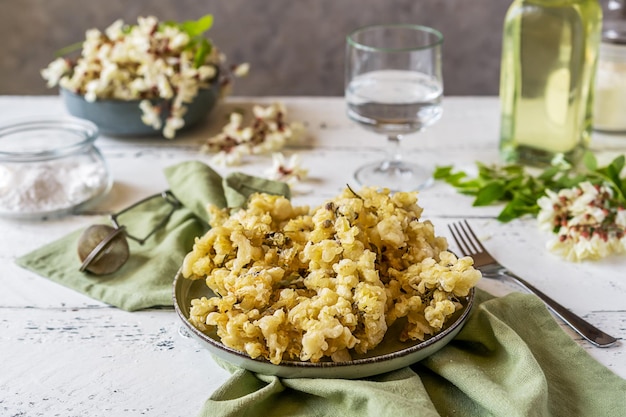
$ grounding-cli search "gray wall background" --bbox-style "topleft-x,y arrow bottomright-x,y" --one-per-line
0,0 -> 509,96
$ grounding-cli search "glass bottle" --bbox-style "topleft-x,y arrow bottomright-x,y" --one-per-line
499,0 -> 603,166
593,0 -> 626,132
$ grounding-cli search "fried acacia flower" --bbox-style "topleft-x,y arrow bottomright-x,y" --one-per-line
183,187 -> 481,364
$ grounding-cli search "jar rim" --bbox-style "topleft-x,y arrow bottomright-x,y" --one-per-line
0,116 -> 99,162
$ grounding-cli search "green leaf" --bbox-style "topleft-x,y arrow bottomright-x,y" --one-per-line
609,155 -> 625,177
583,151 -> 598,171
476,163 -> 496,179
455,178 -> 485,194
193,38 -> 212,68
498,193 -> 539,222
502,164 -> 525,177
497,201 -> 523,222
432,165 -> 479,191
55,41 -> 84,57
180,14 -> 214,38
538,165 -> 561,181
607,164 -> 621,185
433,165 -> 453,179
473,181 -> 506,206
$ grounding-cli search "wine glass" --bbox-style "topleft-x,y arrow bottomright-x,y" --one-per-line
345,24 -> 444,191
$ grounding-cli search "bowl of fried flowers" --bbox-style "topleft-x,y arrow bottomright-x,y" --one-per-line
42,15 -> 247,138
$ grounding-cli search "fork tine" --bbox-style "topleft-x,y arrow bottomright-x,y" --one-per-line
448,220 -> 481,256
460,220 -> 487,253
448,222 -> 471,255
448,223 -> 460,251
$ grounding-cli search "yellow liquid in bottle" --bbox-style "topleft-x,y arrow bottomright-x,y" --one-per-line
499,0 -> 602,166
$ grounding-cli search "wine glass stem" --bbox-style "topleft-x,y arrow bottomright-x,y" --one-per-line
388,135 -> 402,164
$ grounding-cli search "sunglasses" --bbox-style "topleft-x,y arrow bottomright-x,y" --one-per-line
78,190 -> 182,275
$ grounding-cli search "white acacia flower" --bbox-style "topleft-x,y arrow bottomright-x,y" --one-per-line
139,100 -> 162,129
84,80 -> 100,102
253,103 -> 282,119
233,62 -> 250,77
83,29 -> 102,55
128,32 -> 151,53
137,16 -> 159,35
226,112 -> 244,129
129,78 -> 148,95
265,152 -> 308,186
550,153 -> 572,170
210,147 -> 248,166
104,19 -> 125,40
156,75 -> 174,99
96,42 -> 113,63
40,58 -> 70,87
100,61 -> 119,87
201,103 -> 306,165
536,191 -> 558,232
617,208 -> 626,228
163,116 -> 185,139
198,65 -> 218,81
569,181 -> 601,216
548,232 -> 613,262
166,29 -> 190,50
538,181 -> 626,261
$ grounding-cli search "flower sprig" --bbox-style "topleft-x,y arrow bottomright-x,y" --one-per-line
434,153 -> 626,261
537,181 -> 625,260
434,153 -> 626,222
202,103 -> 305,166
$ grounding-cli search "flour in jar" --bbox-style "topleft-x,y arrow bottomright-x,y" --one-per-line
0,160 -> 109,215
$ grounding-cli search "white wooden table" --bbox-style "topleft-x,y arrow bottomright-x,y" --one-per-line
1,96 -> 625,416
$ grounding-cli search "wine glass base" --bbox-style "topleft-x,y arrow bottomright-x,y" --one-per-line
354,160 -> 433,192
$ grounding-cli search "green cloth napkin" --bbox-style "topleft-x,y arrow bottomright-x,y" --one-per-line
16,160 -> 290,311
199,289 -> 626,417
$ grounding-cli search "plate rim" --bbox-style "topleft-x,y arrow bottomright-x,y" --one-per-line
173,268 -> 474,377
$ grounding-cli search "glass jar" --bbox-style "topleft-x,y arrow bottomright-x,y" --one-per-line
499,0 -> 603,166
0,117 -> 112,219
593,0 -> 626,132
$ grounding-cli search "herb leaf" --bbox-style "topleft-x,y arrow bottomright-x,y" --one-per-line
473,181 -> 505,206
434,151 -> 626,222
55,41 -> 84,58
193,38 -> 213,68
180,14 -> 214,38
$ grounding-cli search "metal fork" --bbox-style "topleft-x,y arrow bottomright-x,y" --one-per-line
448,220 -> 619,348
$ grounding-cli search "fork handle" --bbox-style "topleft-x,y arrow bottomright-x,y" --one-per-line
493,270 -> 619,348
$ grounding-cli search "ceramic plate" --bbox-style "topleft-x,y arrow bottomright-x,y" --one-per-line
173,270 -> 474,379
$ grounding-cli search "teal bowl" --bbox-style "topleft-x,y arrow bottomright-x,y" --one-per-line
60,82 -> 220,137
